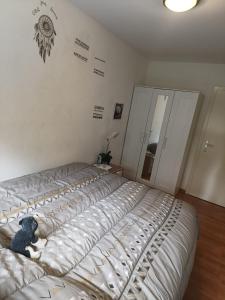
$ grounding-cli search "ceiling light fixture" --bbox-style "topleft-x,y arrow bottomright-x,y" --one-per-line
164,0 -> 199,12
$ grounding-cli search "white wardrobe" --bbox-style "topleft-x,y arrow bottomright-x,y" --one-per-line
121,87 -> 200,195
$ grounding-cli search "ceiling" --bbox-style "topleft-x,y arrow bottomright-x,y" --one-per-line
72,0 -> 225,63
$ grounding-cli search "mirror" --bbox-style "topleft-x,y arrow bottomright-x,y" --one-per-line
141,95 -> 169,180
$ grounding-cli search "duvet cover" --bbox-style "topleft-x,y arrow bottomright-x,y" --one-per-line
0,163 -> 198,300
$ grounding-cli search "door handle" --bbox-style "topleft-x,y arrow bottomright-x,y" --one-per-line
203,140 -> 214,152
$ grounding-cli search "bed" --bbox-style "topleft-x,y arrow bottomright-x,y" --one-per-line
0,163 -> 198,300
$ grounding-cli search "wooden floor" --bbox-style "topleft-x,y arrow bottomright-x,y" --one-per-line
176,191 -> 225,300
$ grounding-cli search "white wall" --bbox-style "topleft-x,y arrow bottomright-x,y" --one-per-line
0,0 -> 147,181
145,61 -> 225,189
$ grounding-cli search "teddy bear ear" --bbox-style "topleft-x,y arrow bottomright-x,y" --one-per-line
19,219 -> 23,225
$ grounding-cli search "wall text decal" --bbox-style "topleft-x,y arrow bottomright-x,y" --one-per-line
75,38 -> 90,51
50,7 -> 58,20
93,105 -> 104,119
74,37 -> 90,63
32,1 -> 58,20
93,57 -> 106,77
74,52 -> 88,62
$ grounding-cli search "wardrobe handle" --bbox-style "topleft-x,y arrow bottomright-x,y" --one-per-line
143,132 -> 147,144
144,131 -> 151,144
140,131 -> 151,145
162,137 -> 168,150
140,132 -> 145,144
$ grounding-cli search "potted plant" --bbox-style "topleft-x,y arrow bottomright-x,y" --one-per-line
97,132 -> 119,165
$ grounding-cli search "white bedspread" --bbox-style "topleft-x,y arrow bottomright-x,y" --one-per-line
0,163 -> 198,300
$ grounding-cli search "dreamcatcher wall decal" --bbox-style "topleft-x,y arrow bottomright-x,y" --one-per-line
34,15 -> 56,63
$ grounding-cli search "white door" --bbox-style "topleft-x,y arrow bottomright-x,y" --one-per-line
188,87 -> 225,207
136,89 -> 174,185
122,87 -> 153,180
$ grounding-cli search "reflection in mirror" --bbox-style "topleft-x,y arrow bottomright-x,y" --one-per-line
141,95 -> 168,180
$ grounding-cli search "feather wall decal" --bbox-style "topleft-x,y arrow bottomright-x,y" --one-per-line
34,15 -> 56,63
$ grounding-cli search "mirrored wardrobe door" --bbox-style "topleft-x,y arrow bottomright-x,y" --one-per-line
137,89 -> 174,185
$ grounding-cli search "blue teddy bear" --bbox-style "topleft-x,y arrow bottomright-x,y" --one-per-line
10,216 -> 47,259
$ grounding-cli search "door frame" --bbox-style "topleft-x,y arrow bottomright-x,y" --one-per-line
186,86 -> 225,196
